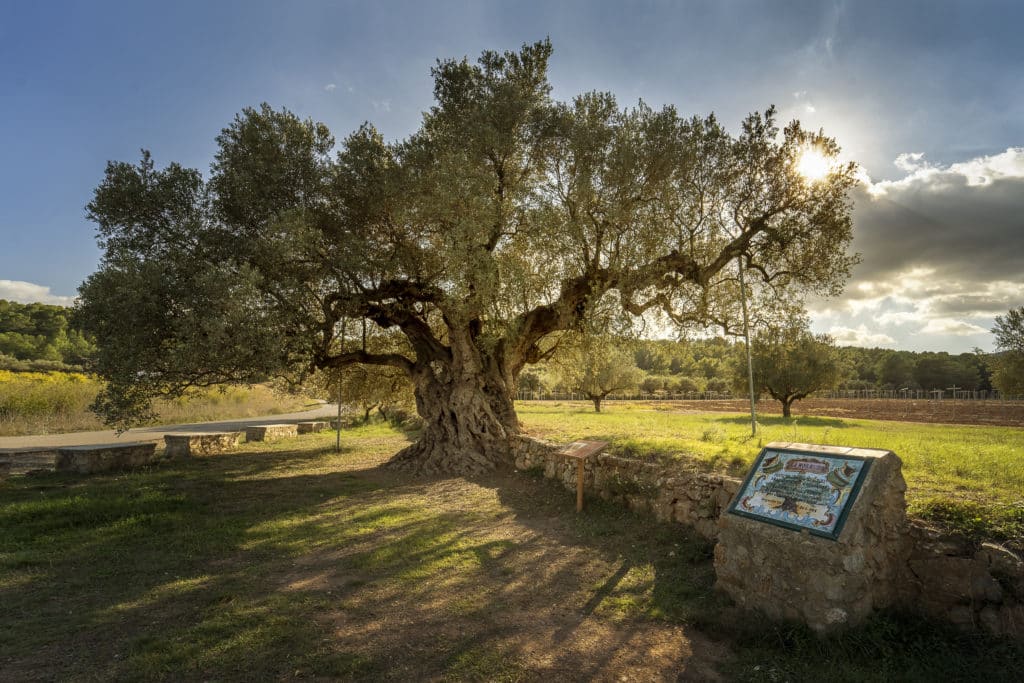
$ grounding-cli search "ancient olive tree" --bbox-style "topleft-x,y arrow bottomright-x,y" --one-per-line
735,323 -> 844,418
77,41 -> 858,474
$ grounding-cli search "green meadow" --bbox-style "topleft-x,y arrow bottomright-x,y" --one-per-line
517,401 -> 1024,544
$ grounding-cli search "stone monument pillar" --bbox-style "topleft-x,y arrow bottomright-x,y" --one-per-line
714,442 -> 910,633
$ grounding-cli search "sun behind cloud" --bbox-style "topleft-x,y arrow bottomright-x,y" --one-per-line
797,148 -> 832,181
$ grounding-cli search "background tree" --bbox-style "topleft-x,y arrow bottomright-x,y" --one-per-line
736,322 -> 844,418
0,300 -> 96,371
875,351 -> 916,390
989,307 -> 1024,396
553,335 -> 643,412
913,353 -> 980,392
76,41 -> 859,474
338,365 -> 416,423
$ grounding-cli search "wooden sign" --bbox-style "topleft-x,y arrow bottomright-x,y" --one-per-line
726,446 -> 872,540
558,440 -> 608,459
557,440 -> 607,512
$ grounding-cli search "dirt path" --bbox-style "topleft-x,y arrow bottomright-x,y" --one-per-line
0,403 -> 341,474
0,403 -> 339,451
263,451 -> 734,681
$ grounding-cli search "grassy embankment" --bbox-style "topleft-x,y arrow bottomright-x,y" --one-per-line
0,370 -> 309,436
517,401 -> 1024,545
2,425 -> 1021,680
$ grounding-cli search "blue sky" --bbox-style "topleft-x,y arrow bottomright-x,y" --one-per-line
1,0 -> 1022,352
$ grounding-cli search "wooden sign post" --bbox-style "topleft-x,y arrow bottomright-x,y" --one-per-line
556,440 -> 608,512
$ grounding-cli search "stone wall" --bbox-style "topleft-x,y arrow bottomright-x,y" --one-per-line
513,435 -> 740,540
902,524 -> 1023,639
511,435 -> 1024,640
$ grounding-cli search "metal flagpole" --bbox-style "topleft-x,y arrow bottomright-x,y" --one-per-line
336,320 -> 345,453
737,257 -> 757,436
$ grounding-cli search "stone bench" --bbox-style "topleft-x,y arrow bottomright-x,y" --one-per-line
164,432 -> 244,458
296,421 -> 329,434
245,424 -> 298,442
0,448 -> 60,476
55,442 -> 159,474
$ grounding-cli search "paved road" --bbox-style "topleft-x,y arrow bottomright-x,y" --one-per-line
0,403 -> 340,451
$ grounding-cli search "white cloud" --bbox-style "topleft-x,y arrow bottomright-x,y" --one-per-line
867,147 -> 1024,196
920,318 -> 989,336
371,99 -> 391,112
876,310 -> 923,326
324,83 -> 337,92
828,325 -> 896,347
893,152 -> 927,172
0,280 -> 75,306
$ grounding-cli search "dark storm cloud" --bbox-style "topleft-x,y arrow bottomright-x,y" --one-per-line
848,152 -> 1024,292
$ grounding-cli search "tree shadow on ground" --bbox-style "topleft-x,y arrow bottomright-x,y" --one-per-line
3,435 -> 1019,681
0,436 -> 732,681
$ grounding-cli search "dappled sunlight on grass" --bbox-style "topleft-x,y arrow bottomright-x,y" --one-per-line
107,575 -> 214,614
1,420 -> 1021,679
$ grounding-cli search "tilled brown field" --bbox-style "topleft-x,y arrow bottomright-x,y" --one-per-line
641,398 -> 1024,428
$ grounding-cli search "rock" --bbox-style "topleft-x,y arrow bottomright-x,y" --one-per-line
971,573 -> 1004,604
976,543 -> 1024,578
998,603 -> 1024,640
979,606 -> 1002,635
908,557 -> 978,598
947,605 -> 975,628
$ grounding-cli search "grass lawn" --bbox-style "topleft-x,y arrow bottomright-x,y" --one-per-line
518,401 -> 1024,545
2,423 -> 1022,681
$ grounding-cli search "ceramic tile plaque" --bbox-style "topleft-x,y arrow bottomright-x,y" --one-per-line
726,447 -> 872,540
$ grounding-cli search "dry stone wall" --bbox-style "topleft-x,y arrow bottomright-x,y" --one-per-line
511,435 -> 1024,640
902,524 -> 1024,639
513,435 -> 740,539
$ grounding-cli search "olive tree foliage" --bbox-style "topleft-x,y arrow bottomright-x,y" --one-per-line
989,307 -> 1024,396
77,41 -> 859,474
552,334 -> 643,412
734,321 -> 844,418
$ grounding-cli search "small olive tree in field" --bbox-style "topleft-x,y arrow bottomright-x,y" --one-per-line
990,307 -> 1024,396
76,41 -> 858,474
553,336 -> 643,412
736,324 -> 844,418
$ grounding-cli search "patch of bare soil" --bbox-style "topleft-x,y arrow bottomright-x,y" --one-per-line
641,398 -> 1024,427
273,461 -> 732,681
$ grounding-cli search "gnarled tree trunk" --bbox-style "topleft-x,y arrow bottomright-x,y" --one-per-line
387,332 -> 521,475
